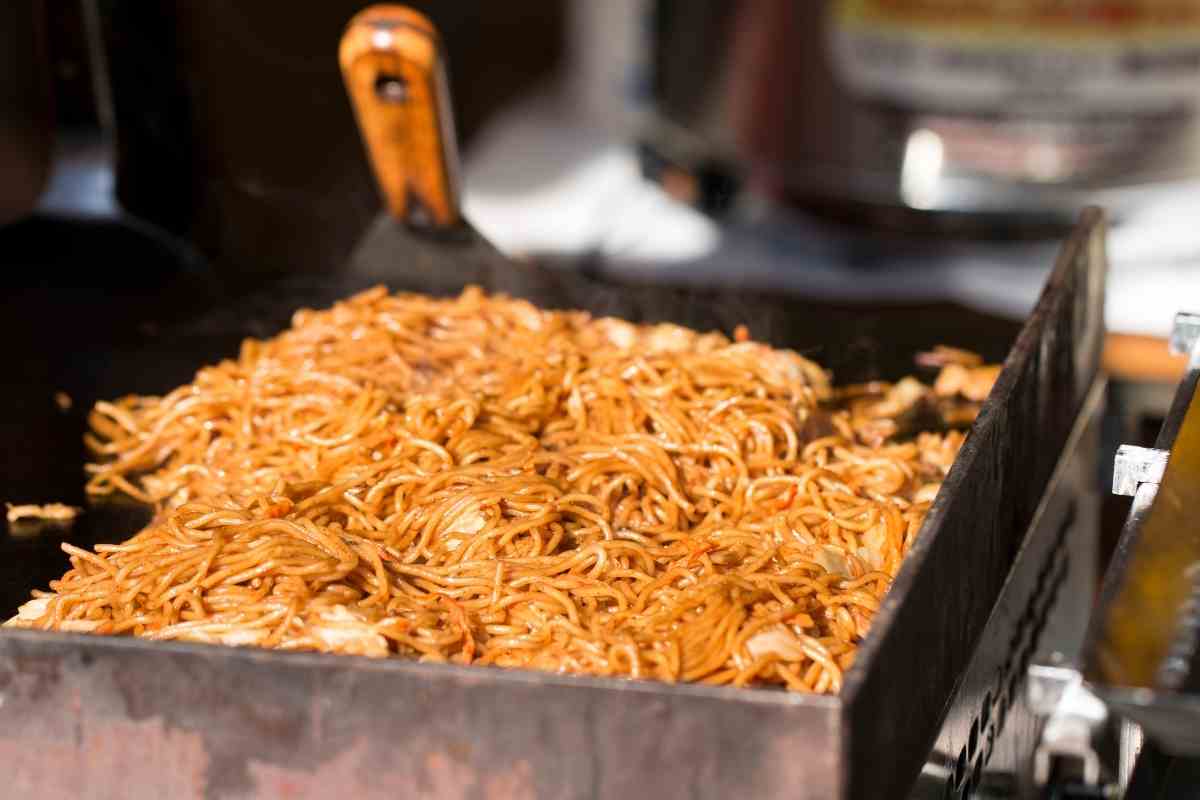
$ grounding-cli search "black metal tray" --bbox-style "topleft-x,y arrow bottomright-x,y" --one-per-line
0,209 -> 1106,799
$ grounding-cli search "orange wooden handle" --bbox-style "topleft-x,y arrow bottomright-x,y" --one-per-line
340,5 -> 460,228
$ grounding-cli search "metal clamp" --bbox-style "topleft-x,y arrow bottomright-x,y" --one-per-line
1112,445 -> 1169,497
1028,663 -> 1117,796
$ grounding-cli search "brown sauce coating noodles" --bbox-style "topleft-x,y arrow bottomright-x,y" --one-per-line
6,287 -> 966,693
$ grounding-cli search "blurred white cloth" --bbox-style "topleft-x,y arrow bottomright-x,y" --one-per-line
463,90 -> 1199,340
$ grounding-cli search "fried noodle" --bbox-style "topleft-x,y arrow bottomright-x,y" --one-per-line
6,286 -> 969,694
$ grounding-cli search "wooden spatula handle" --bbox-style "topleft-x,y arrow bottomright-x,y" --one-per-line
340,5 -> 460,229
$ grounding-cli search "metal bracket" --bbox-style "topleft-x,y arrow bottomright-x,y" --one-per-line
1169,311 -> 1200,357
1112,445 -> 1169,497
1029,663 -> 1113,793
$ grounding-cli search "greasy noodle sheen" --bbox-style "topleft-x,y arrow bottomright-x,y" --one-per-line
7,286 -> 968,694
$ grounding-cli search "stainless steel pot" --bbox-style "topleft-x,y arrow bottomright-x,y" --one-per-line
643,0 -> 1200,224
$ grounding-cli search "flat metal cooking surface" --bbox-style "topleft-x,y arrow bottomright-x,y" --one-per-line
0,210 -> 1104,799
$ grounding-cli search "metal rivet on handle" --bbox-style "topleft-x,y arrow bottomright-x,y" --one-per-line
374,75 -> 409,103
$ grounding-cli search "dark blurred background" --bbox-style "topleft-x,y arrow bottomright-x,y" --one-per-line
0,1 -> 52,227
6,0 -> 566,273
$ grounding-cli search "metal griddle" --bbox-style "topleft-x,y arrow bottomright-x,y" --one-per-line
0,7 -> 1107,799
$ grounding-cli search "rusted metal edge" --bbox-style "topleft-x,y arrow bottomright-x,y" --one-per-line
0,625 -> 840,710
0,625 -> 841,800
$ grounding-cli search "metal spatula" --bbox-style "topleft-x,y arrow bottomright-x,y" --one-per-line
338,4 -> 505,295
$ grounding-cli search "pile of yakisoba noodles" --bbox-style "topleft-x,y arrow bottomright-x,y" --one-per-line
7,286 -> 976,694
